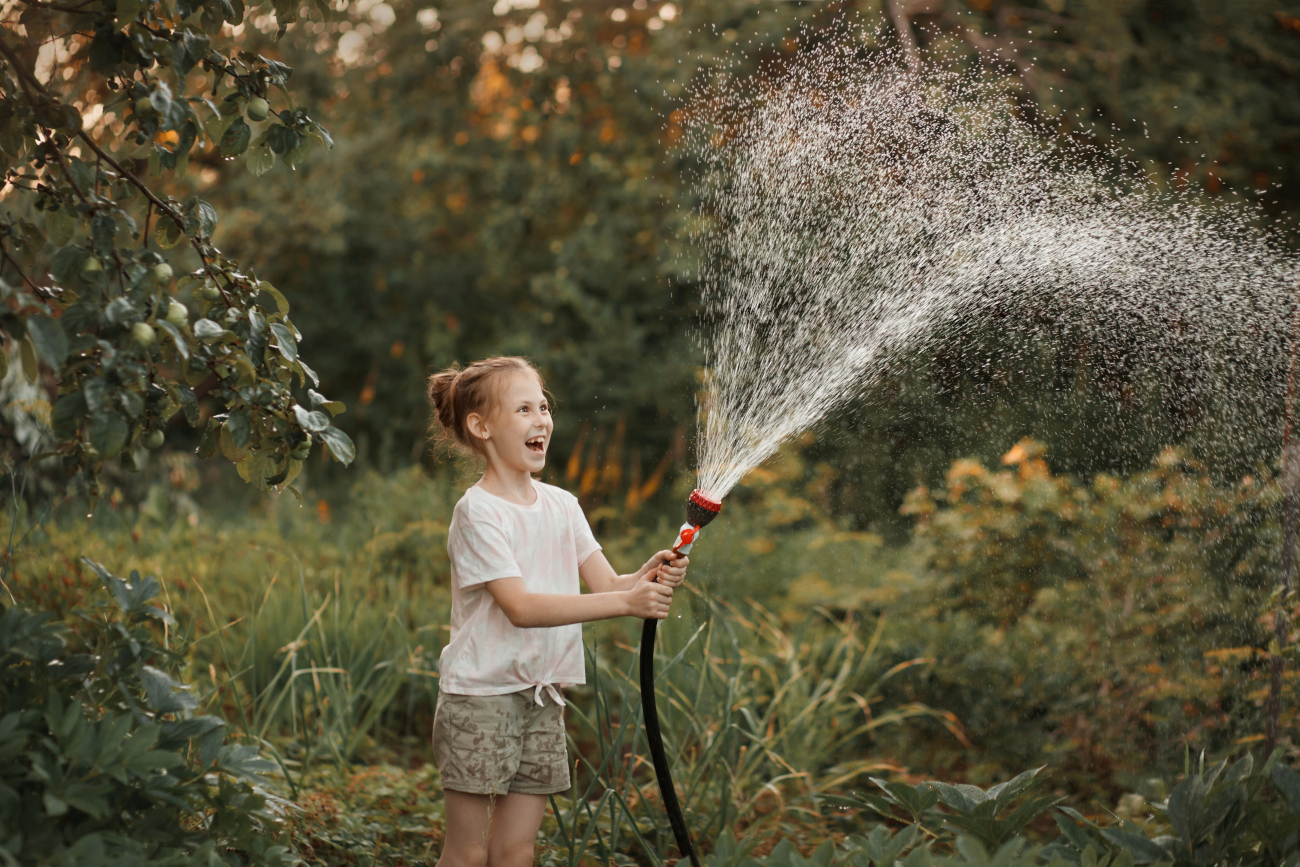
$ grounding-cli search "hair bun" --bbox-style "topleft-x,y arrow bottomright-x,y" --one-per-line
426,357 -> 545,460
427,366 -> 461,432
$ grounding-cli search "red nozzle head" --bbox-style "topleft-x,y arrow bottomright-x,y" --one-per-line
686,489 -> 722,529
689,489 -> 722,513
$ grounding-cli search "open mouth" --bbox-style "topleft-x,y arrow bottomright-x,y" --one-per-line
526,436 -> 546,455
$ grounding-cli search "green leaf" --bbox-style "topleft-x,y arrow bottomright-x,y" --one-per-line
293,404 -> 329,432
67,156 -> 95,193
269,322 -> 297,363
51,391 -> 86,438
220,117 -> 251,156
247,309 -> 267,365
83,376 -> 106,413
177,382 -> 200,426
266,124 -> 301,155
89,411 -> 129,458
46,207 -> 75,246
318,425 -> 355,465
197,418 -> 219,459
216,743 -> 276,783
119,389 -> 143,418
309,388 -> 345,416
157,319 -> 190,361
871,777 -> 940,821
1098,829 -> 1173,864
105,296 -> 138,324
19,334 -> 38,382
193,318 -> 225,341
929,780 -> 990,813
90,213 -> 116,256
1273,763 -> 1300,813
192,199 -> 217,239
1054,812 -> 1101,851
225,409 -> 251,448
297,357 -> 320,386
155,217 -> 185,249
954,837 -> 988,863
259,281 -> 290,314
140,665 -> 199,713
27,315 -> 67,367
988,766 -> 1045,809
247,145 -> 274,176
178,28 -> 211,74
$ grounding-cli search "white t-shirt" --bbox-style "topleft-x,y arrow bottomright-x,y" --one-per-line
439,480 -> 602,705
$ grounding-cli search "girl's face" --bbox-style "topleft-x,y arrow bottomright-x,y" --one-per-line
468,370 -> 553,475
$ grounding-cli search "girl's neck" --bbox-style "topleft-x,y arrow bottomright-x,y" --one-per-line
476,463 -> 538,506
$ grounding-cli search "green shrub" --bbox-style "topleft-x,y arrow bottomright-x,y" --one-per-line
0,559 -> 294,866
728,753 -> 1300,867
878,441 -> 1279,790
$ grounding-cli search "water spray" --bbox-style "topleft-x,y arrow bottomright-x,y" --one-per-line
641,488 -> 721,867
643,21 -> 1300,865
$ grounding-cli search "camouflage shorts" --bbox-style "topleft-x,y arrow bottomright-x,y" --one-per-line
432,690 -> 571,796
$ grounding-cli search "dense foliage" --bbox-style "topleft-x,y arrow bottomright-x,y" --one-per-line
181,0 -> 1300,528
877,440 -> 1279,784
0,0 -> 353,505
3,440 -> 1295,861
4,0 -> 1300,862
727,753 -> 1300,867
0,559 -> 291,865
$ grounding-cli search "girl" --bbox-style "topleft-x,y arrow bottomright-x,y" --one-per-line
427,356 -> 688,867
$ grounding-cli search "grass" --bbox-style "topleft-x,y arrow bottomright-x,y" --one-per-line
1,463 -> 953,863
1,444 -> 1289,863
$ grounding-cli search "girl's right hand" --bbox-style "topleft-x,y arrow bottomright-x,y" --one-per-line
626,571 -> 673,619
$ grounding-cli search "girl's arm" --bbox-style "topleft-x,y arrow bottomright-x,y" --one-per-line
579,550 -> 690,594
486,571 -> 673,628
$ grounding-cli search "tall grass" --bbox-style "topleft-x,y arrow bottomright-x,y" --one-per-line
2,461 -> 952,858
543,587 -> 960,863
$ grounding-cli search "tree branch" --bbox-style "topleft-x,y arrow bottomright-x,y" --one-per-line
15,0 -> 100,12
76,133 -> 236,305
0,246 -> 54,299
999,5 -> 1072,28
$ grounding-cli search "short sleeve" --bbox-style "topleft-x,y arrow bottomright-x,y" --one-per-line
569,496 -> 602,566
449,520 -> 522,589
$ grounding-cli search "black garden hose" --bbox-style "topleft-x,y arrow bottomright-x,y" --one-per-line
638,489 -> 720,866
640,615 -> 701,867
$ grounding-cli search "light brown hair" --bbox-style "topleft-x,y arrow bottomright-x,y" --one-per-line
427,356 -> 545,456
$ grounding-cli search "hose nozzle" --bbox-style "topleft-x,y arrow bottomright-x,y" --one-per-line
686,489 -> 722,528
673,490 -> 722,555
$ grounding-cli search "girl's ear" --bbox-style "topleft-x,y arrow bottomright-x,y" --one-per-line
465,411 -> 491,443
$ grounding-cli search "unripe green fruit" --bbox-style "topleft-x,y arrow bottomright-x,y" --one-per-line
166,300 -> 188,326
81,257 -> 102,275
143,429 -> 165,449
152,263 -> 174,283
291,443 -> 311,460
246,97 -> 270,122
200,286 -> 222,301
132,322 -> 156,347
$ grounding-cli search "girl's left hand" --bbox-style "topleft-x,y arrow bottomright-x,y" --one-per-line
642,550 -> 689,588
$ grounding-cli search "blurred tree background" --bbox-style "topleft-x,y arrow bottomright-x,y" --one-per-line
4,2 -> 1300,859
139,0 -> 1297,533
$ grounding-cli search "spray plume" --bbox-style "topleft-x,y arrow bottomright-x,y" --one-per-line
685,27 -> 1299,501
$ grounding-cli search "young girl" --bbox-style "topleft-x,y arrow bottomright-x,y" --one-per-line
428,356 -> 688,867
